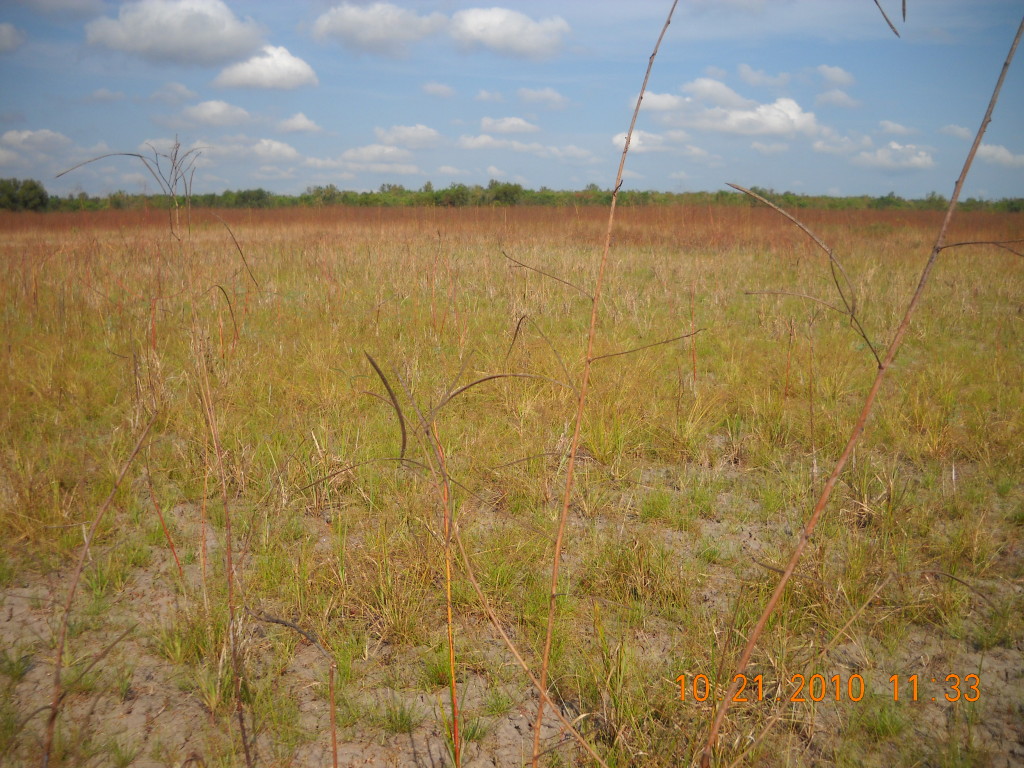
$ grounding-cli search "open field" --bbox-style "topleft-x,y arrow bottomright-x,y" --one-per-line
0,204 -> 1021,767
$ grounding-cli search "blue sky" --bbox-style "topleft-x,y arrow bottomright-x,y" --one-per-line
0,0 -> 1022,199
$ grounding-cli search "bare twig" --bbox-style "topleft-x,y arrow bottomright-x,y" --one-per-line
700,15 -> 1024,766
364,352 -> 408,463
589,329 -> 705,364
504,251 -> 593,301
533,2 -> 680,763
872,0 -> 901,37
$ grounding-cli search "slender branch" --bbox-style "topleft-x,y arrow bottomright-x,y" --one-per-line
504,251 -> 593,301
364,352 -> 408,463
872,0 -> 901,37
533,2 -> 680,763
589,329 -> 704,364
700,15 -> 1024,766
744,290 -> 846,316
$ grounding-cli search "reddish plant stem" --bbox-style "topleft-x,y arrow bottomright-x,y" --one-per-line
700,15 -> 1023,766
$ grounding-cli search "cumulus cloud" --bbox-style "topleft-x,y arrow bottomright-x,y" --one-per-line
437,165 -> 466,175
817,64 -> 854,87
611,130 -> 705,157
941,124 -> 972,140
518,87 -> 567,109
682,78 -> 754,109
459,134 -> 592,162
976,143 -> 1024,168
312,2 -> 444,56
152,82 -> 197,103
422,81 -> 454,98
375,124 -> 441,148
0,23 -> 26,53
854,141 -> 934,170
278,113 -> 321,133
816,89 -> 860,108
252,138 -> 298,161
86,0 -> 264,66
481,116 -> 538,134
0,147 -> 20,166
182,100 -> 250,126
812,132 -> 872,155
450,8 -> 569,60
641,92 -> 687,112
738,64 -> 789,88
214,45 -> 318,89
690,98 -> 820,137
476,89 -> 503,102
342,144 -> 413,164
879,120 -> 913,135
2,128 -> 72,153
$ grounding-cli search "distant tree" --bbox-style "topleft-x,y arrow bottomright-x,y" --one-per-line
0,178 -> 50,211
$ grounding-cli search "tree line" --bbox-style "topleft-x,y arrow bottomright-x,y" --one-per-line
2,177 -> 1021,214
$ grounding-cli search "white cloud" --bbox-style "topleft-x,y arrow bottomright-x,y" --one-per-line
459,134 -> 593,162
86,0 -> 264,66
682,78 -> 754,109
976,144 -> 1024,168
817,64 -> 854,87
486,164 -> 507,178
752,141 -> 788,155
611,130 -> 706,158
375,124 -> 441,148
278,113 -> 321,133
816,89 -> 860,108
642,92 -> 687,111
704,65 -> 728,80
476,89 -> 503,102
854,141 -> 934,169
518,87 -> 567,109
342,144 -> 413,164
450,8 -> 569,60
214,45 -> 317,89
738,64 -> 789,88
437,165 -> 466,175
941,124 -> 972,140
2,128 -> 72,153
312,2 -> 444,56
422,81 -> 454,98
813,132 -> 872,155
152,82 -> 197,104
250,138 -> 298,161
0,147 -> 20,166
689,98 -> 820,137
0,23 -> 26,53
481,116 -> 539,134
89,88 -> 125,102
879,120 -> 913,135
182,100 -> 250,126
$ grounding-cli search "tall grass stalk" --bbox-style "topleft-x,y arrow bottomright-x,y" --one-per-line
700,14 -> 1024,765
533,2 -> 679,763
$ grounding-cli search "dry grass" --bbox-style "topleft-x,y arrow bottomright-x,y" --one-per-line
0,205 -> 1021,766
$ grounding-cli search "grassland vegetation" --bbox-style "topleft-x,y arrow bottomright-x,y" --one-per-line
0,203 -> 1021,765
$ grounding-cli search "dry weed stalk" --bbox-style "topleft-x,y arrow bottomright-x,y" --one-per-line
699,14 -> 1024,766
533,2 -> 680,764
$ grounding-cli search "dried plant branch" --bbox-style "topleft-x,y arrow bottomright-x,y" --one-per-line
435,372 -> 576,413
533,2 -> 680,763
700,15 -> 1023,766
939,238 -> 1024,257
454,530 -> 610,768
872,0 -> 901,37
589,329 -> 705,364
504,251 -> 594,301
729,183 -> 881,367
211,212 -> 261,291
743,290 -> 846,317
41,416 -> 155,767
364,352 -> 408,463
